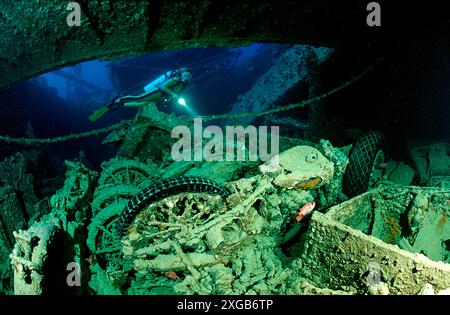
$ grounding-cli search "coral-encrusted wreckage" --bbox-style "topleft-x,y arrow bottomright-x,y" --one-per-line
0,43 -> 449,295
0,0 -> 448,297
0,96 -> 449,294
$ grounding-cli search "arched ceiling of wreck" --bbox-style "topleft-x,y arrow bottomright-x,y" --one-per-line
0,0 -> 376,89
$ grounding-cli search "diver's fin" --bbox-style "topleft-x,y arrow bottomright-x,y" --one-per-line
88,105 -> 111,121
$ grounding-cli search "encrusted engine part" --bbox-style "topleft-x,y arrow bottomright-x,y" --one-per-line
160,160 -> 196,179
259,145 -> 334,189
185,160 -> 260,184
124,192 -> 261,259
173,236 -> 305,295
122,192 -> 236,271
10,217 -> 62,295
50,161 -> 97,216
134,253 -> 220,273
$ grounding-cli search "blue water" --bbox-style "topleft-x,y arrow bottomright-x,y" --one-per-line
43,60 -> 113,100
0,44 -> 290,169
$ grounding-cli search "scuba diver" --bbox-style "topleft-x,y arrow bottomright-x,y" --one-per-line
89,67 -> 192,121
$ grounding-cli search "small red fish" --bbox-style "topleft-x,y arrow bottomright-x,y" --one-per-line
295,202 -> 316,222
